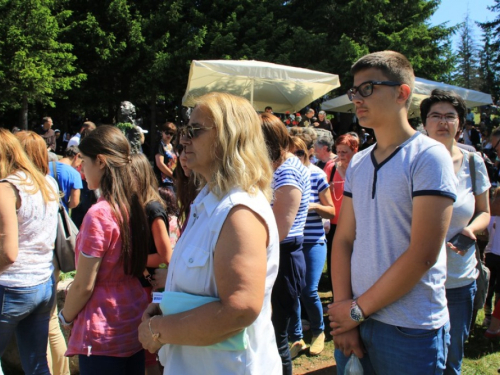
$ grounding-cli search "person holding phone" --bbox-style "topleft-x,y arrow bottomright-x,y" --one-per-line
422,89 -> 491,375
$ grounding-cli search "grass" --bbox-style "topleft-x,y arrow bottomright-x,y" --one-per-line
463,309 -> 500,374
59,270 -> 76,281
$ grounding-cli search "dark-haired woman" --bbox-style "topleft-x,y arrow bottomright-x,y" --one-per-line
154,122 -> 177,191
59,126 -> 149,375
260,113 -> 311,375
422,90 -> 490,375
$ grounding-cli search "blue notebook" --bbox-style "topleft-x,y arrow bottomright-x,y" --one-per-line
160,291 -> 248,351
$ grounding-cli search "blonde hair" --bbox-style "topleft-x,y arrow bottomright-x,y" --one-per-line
0,129 -> 57,203
193,92 -> 273,201
15,131 -> 49,175
290,136 -> 310,166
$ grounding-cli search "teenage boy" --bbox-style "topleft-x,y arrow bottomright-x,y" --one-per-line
328,51 -> 457,374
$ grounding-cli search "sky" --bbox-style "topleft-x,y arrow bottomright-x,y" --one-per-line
430,0 -> 497,48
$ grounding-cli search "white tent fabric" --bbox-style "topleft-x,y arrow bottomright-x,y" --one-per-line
321,77 -> 493,118
182,60 -> 340,113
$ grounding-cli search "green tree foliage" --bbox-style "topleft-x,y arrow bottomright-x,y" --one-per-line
478,0 -> 500,98
0,0 -> 85,128
0,0 -> 458,126
452,12 -> 482,90
477,25 -> 499,97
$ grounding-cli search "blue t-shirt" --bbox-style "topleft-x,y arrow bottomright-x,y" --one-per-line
49,162 -> 83,211
344,132 -> 457,329
304,164 -> 329,243
272,156 -> 311,240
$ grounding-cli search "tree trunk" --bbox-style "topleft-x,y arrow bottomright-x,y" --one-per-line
20,95 -> 28,130
149,92 -> 157,161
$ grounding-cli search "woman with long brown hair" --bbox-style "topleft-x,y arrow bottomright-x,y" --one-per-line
59,126 -> 150,374
0,129 -> 59,374
130,153 -> 172,375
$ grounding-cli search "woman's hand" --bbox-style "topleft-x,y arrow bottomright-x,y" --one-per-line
142,303 -> 162,322
461,226 -> 477,241
138,317 -> 164,353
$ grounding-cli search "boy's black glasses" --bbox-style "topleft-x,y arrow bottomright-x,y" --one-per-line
347,81 -> 402,101
179,125 -> 214,139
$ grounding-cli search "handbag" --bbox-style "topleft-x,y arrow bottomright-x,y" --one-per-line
52,161 -> 78,273
469,153 -> 491,310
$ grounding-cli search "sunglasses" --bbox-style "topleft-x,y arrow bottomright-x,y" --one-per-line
294,150 -> 306,157
347,80 -> 402,101
164,131 -> 176,137
179,125 -> 214,139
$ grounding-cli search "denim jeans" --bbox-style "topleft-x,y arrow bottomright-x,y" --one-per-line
485,253 -> 500,313
334,319 -> 450,375
271,236 -> 305,375
0,275 -> 55,375
445,280 -> 476,375
289,242 -> 327,341
78,350 -> 145,375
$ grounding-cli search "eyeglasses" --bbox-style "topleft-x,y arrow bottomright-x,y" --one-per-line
347,81 -> 402,101
164,131 -> 176,137
294,150 -> 306,157
426,113 -> 459,123
179,125 -> 214,139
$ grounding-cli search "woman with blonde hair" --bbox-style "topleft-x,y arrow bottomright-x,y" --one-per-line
139,92 -> 281,374
0,129 -> 59,374
15,131 -> 70,375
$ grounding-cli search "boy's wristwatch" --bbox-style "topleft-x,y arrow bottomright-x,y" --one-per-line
350,299 -> 367,323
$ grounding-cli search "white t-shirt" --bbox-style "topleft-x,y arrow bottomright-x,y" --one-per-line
0,172 -> 58,287
344,132 -> 457,329
485,216 -> 500,256
66,133 -> 81,149
445,150 -> 490,289
159,186 -> 281,374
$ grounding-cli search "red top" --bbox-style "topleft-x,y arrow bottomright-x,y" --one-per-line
66,198 -> 148,357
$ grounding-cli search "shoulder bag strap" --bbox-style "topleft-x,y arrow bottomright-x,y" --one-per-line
329,163 -> 337,184
469,152 -> 476,195
51,161 -> 64,206
468,152 -> 483,264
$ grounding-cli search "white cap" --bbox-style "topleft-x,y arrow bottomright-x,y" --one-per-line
136,125 -> 148,134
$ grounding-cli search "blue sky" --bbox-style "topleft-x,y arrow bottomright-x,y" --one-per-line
430,0 -> 497,48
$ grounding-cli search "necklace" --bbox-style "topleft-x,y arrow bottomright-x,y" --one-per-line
332,179 -> 344,202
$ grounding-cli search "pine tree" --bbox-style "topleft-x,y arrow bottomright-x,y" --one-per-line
0,0 -> 85,128
453,12 -> 482,90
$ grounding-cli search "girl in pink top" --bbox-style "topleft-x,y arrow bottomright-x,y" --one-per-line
59,126 -> 149,375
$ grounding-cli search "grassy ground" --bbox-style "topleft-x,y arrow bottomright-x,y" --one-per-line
292,272 -> 500,374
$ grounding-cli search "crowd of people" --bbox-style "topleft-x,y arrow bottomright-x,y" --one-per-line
1,49 -> 500,375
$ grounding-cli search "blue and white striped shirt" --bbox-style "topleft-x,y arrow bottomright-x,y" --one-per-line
272,156 -> 311,240
304,164 -> 329,243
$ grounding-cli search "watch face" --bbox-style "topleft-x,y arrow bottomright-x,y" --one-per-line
350,305 -> 363,322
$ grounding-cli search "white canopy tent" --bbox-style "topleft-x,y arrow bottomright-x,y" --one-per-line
182,60 -> 340,113
321,77 -> 493,118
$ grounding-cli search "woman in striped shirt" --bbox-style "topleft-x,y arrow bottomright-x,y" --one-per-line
260,113 -> 311,375
288,136 -> 335,358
